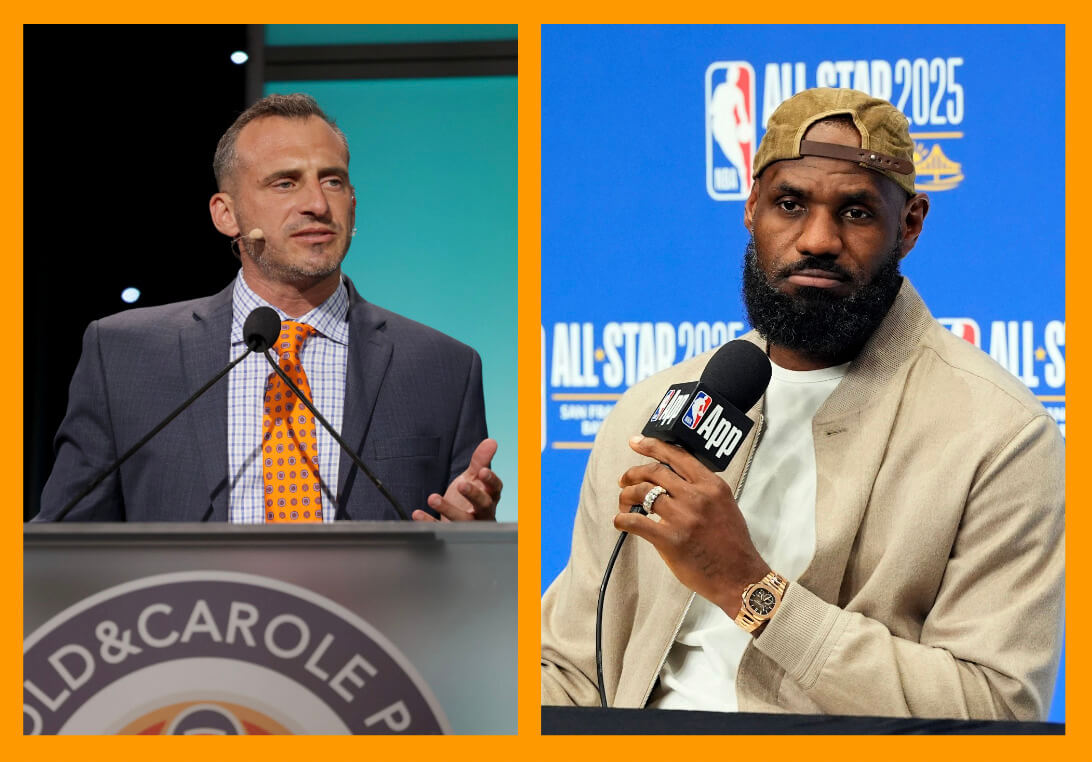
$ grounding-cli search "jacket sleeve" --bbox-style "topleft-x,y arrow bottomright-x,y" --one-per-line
541,387 -> 666,707
541,428 -> 614,706
36,321 -> 126,521
753,414 -> 1065,720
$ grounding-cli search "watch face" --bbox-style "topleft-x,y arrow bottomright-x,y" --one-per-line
748,586 -> 777,616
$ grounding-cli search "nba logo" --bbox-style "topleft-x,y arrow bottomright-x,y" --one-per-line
651,389 -> 677,422
938,317 -> 982,348
682,392 -> 713,429
706,61 -> 756,201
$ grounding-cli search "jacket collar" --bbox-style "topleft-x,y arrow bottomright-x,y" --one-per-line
743,278 -> 931,421
817,278 -> 932,422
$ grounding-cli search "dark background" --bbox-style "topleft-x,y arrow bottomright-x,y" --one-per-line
24,25 -> 249,519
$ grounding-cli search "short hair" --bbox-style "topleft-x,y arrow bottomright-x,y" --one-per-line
809,113 -> 859,135
213,93 -> 350,190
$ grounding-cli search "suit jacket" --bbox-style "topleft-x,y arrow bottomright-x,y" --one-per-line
37,277 -> 488,521
541,280 -> 1064,720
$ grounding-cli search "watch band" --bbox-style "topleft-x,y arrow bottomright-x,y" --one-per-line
734,571 -> 788,633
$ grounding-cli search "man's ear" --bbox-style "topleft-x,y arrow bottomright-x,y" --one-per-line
898,193 -> 930,259
743,179 -> 760,233
210,192 -> 240,238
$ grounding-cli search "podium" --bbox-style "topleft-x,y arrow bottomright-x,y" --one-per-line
24,522 -> 516,735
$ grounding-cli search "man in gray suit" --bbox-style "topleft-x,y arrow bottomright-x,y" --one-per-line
38,94 -> 502,523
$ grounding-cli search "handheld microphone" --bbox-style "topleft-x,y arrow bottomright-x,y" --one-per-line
249,307 -> 412,521
641,339 -> 771,472
595,340 -> 772,706
53,307 -> 282,521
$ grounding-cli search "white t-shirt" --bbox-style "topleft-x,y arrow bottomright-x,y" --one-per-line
648,359 -> 849,711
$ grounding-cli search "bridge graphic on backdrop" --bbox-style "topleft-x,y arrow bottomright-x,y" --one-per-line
912,132 -> 964,192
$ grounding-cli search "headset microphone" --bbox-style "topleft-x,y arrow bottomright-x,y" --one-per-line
231,229 -> 265,257
232,228 -> 264,244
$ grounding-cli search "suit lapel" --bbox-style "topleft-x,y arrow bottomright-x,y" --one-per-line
337,281 -> 393,517
178,283 -> 235,522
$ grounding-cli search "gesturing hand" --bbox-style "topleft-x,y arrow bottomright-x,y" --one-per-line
614,435 -> 769,618
412,438 -> 503,522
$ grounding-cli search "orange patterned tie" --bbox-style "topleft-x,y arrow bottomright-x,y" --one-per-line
263,321 -> 323,523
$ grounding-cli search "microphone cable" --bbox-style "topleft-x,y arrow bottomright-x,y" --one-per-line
596,504 -> 647,707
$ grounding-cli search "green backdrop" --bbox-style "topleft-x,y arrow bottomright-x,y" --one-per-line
263,73 -> 518,521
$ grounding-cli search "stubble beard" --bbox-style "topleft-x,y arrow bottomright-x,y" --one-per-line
246,238 -> 348,287
741,236 -> 903,364
238,219 -> 351,289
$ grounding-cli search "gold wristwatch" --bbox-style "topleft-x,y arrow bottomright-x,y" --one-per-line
734,571 -> 787,633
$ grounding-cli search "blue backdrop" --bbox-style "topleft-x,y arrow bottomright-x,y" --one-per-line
541,24 -> 1065,721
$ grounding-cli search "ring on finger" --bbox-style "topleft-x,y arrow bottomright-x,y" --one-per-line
642,485 -> 668,514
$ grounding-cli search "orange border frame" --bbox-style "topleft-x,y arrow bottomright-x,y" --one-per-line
8,12 -> 1083,761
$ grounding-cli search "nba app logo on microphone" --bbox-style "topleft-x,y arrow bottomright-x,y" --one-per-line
706,61 -> 756,201
682,392 -> 713,430
650,389 -> 677,422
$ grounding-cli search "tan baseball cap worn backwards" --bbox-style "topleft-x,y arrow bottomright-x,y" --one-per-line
752,88 -> 916,196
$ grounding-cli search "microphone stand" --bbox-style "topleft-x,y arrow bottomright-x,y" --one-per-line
56,348 -> 256,521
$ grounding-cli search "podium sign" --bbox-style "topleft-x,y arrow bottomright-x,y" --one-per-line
24,523 -> 516,735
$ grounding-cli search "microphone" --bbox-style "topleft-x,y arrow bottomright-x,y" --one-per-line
595,340 -> 772,706
244,304 -> 280,351
53,307 -> 282,521
640,339 -> 771,472
232,229 -> 265,257
250,307 -> 411,521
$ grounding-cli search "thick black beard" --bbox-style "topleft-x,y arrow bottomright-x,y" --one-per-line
741,237 -> 903,363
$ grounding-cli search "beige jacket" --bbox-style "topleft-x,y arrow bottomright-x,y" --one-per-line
541,280 -> 1064,720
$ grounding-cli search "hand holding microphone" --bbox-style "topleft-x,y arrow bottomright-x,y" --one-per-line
614,340 -> 773,617
595,340 -> 772,705
615,436 -> 773,617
